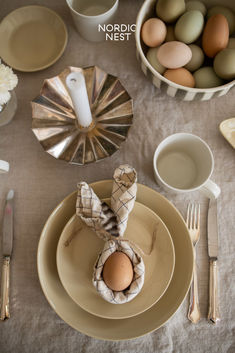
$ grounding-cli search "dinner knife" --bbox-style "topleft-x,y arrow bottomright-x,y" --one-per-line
207,198 -> 220,324
0,190 -> 14,321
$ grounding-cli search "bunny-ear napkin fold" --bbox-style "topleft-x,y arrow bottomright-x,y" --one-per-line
76,165 -> 137,240
76,182 -> 119,240
76,166 -> 145,305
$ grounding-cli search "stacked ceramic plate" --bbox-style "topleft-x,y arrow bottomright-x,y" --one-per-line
37,180 -> 194,340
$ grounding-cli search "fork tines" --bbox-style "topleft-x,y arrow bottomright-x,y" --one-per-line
186,203 -> 200,230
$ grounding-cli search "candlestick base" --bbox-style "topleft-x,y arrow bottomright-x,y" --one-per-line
77,119 -> 96,132
31,66 -> 133,165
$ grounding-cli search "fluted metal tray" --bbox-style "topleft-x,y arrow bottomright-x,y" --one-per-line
31,66 -> 133,165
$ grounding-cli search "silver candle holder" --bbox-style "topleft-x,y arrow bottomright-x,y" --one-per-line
31,66 -> 133,165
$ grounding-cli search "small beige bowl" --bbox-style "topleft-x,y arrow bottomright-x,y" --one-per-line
135,0 -> 235,101
0,6 -> 68,72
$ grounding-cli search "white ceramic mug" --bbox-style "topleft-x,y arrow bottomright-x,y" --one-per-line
66,0 -> 119,42
0,160 -> 9,174
153,133 -> 221,199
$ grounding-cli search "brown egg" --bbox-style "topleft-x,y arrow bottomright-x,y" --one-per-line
102,252 -> 133,292
164,68 -> 195,87
141,18 -> 167,47
202,14 -> 229,58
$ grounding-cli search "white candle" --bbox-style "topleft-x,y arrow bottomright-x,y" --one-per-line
66,72 -> 93,128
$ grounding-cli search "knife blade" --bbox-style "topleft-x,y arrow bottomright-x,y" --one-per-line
2,190 -> 14,256
0,190 -> 14,320
207,198 -> 220,324
208,198 -> 219,259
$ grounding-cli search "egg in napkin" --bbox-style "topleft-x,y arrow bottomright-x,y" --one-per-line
76,165 -> 145,304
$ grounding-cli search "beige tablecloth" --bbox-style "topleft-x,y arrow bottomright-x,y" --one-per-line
0,0 -> 235,352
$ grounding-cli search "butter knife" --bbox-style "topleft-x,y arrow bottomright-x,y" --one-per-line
0,190 -> 14,321
207,198 -> 220,324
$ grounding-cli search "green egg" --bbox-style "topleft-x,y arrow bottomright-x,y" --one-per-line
175,10 -> 204,44
193,67 -> 224,88
146,47 -> 166,75
207,6 -> 235,34
156,0 -> 186,23
214,49 -> 235,80
165,25 -> 176,42
185,1 -> 207,16
227,38 -> 235,49
184,44 -> 204,72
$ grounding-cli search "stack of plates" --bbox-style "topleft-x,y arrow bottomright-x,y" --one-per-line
37,180 -> 193,340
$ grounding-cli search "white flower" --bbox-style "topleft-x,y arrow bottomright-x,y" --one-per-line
0,60 -> 18,107
0,64 -> 18,92
0,90 -> 10,106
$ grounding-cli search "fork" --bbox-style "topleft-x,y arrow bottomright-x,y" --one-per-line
186,203 -> 201,324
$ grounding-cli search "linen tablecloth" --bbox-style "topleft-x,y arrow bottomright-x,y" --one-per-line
0,0 -> 234,352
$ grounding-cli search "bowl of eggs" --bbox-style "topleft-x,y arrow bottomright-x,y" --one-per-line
135,0 -> 235,101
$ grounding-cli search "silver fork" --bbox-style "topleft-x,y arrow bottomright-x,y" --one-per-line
186,203 -> 201,324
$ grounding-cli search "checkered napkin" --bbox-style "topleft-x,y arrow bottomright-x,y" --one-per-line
111,165 -> 137,236
76,182 -> 119,241
76,165 -> 145,304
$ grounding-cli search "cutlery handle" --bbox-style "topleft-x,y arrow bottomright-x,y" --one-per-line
188,251 -> 201,323
208,259 -> 220,324
0,256 -> 10,320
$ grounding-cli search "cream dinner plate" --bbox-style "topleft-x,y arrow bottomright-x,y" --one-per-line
37,181 -> 193,341
0,6 -> 68,72
56,200 -> 175,320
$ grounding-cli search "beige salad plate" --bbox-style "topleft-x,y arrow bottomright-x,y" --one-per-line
37,181 -> 193,340
56,200 -> 175,320
0,6 -> 67,72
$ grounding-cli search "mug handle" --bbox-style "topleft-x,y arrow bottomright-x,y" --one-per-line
199,179 -> 221,199
0,160 -> 9,174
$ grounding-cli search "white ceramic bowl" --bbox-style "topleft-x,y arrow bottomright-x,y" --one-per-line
135,0 -> 235,101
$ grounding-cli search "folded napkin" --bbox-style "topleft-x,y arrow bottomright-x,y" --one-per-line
111,165 -> 137,237
76,164 -> 145,304
76,182 -> 119,240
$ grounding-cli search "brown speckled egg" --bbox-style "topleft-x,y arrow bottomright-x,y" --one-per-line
164,68 -> 195,87
102,252 -> 133,292
141,18 -> 167,47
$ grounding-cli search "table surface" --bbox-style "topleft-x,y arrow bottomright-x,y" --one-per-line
0,0 -> 235,352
